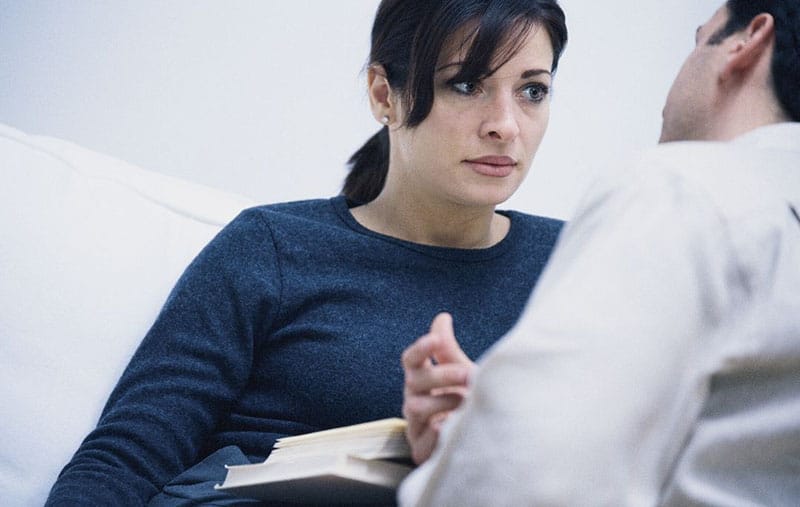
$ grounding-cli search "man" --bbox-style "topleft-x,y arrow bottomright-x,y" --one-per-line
399,0 -> 800,504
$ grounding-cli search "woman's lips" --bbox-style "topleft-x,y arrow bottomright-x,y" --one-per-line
464,156 -> 518,177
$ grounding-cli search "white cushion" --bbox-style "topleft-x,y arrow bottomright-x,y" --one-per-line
0,124 -> 256,506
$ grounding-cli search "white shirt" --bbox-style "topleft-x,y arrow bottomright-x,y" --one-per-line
399,123 -> 800,506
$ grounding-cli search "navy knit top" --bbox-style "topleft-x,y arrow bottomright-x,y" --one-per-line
47,196 -> 563,504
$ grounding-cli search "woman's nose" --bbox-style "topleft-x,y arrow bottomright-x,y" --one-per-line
479,95 -> 520,142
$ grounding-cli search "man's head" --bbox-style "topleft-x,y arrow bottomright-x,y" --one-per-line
716,0 -> 800,122
660,0 -> 799,143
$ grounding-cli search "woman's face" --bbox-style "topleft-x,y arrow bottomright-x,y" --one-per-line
390,23 -> 554,209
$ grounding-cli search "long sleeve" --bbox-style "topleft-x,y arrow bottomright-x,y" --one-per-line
46,209 -> 281,505
43,196 -> 563,506
400,165 -> 745,506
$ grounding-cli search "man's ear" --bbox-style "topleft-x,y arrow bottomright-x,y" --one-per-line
721,13 -> 775,81
368,65 -> 398,125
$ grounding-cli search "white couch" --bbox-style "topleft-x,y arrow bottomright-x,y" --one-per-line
0,124 -> 256,505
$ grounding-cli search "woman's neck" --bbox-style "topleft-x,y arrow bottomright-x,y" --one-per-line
350,188 -> 510,249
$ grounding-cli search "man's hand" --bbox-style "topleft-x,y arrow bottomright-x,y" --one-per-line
402,312 -> 476,464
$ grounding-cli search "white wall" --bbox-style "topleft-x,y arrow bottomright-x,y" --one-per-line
0,0 -> 721,219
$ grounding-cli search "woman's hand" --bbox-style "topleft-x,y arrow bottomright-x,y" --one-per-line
401,312 -> 476,464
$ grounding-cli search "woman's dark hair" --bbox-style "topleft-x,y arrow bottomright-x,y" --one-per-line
342,0 -> 568,204
710,0 -> 800,121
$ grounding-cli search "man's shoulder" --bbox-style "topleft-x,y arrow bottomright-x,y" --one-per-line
624,136 -> 798,220
634,139 -> 754,183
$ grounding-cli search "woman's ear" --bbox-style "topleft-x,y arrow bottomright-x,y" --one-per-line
721,13 -> 775,81
368,65 -> 397,126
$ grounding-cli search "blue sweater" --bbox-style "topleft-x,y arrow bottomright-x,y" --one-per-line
47,196 -> 563,504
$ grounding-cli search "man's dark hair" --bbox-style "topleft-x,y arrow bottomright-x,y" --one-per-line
709,0 -> 799,121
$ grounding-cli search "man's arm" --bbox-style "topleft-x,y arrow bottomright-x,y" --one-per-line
399,167 -> 740,506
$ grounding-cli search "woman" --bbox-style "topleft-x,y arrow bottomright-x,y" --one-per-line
46,0 -> 568,504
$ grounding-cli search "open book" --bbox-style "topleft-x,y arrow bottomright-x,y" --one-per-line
215,418 -> 414,504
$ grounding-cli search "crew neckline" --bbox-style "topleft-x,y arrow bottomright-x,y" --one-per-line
329,195 -> 517,262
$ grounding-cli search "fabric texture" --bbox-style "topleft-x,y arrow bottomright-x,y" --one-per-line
399,122 -> 800,506
148,446 -> 257,506
45,195 -> 563,505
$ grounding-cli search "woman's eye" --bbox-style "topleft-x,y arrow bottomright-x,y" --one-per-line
452,81 -> 479,95
522,83 -> 549,103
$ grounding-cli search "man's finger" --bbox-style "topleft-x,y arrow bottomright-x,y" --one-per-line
428,312 -> 471,364
404,363 -> 470,394
409,427 -> 440,465
403,392 -> 465,429
401,332 -> 437,369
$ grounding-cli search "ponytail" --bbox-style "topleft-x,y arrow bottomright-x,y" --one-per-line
341,127 -> 390,204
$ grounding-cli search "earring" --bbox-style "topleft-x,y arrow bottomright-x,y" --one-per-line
381,115 -> 390,125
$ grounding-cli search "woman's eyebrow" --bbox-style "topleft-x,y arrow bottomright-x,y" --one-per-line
434,65 -> 552,79
521,69 -> 551,79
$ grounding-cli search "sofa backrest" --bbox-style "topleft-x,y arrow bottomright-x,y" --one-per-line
0,124 -> 255,505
